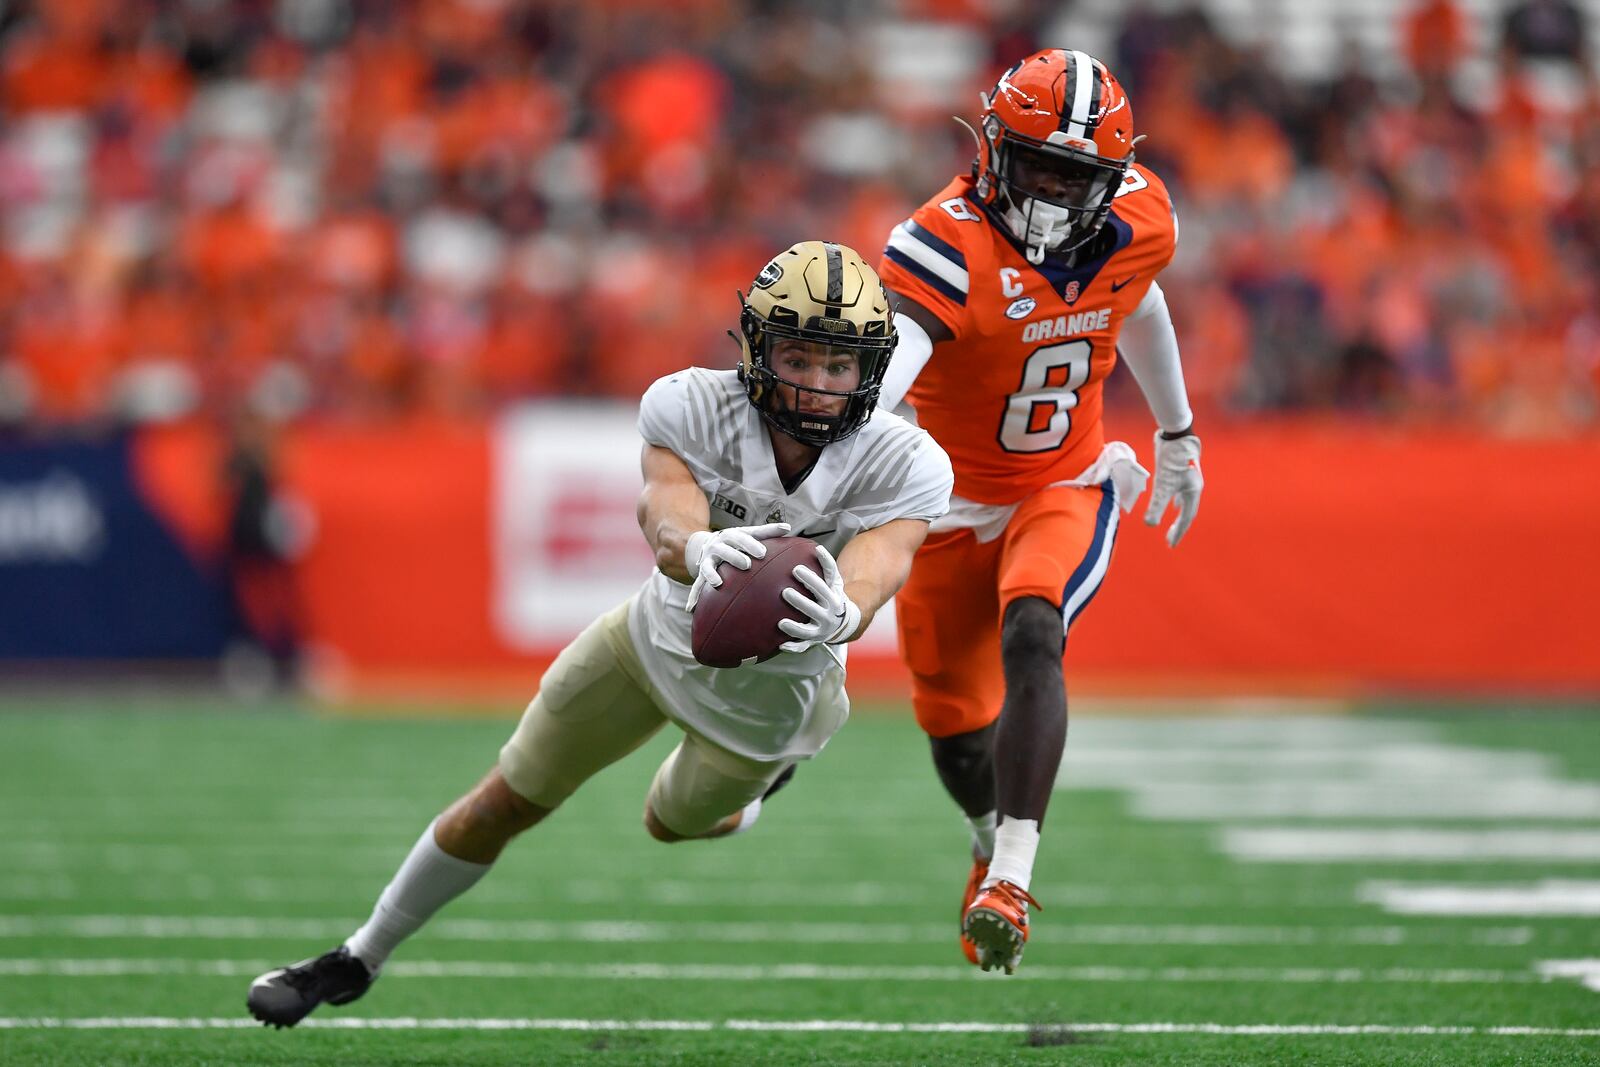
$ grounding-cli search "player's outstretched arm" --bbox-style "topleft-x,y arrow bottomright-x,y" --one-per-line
637,444 -> 713,584
778,518 -> 931,652
836,518 -> 930,633
637,443 -> 791,606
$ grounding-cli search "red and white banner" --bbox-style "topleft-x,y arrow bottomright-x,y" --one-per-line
490,405 -> 900,655
128,412 -> 1600,699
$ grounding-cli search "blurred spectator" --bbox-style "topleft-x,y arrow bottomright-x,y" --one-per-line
1403,0 -> 1473,80
0,0 -> 1593,436
1501,0 -> 1589,65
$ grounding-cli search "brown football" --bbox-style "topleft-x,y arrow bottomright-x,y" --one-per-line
691,535 -> 820,668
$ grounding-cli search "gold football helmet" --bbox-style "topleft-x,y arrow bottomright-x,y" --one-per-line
735,241 -> 896,446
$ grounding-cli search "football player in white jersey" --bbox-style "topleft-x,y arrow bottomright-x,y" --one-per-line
246,241 -> 954,1028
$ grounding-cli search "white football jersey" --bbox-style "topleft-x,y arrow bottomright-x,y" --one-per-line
628,367 -> 953,761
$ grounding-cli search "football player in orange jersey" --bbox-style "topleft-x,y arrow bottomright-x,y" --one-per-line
876,49 -> 1204,973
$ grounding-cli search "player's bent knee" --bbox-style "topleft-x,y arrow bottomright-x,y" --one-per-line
929,723 -> 995,776
431,769 -> 555,863
1000,596 -> 1064,665
457,770 -> 551,836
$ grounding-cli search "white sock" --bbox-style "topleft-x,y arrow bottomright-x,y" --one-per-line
983,816 -> 1040,892
344,818 -> 491,971
967,810 -> 997,860
725,797 -> 763,836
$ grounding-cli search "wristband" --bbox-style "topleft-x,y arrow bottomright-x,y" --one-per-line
684,530 -> 712,572
826,599 -> 863,645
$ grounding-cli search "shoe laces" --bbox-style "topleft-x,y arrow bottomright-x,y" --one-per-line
283,949 -> 354,992
280,960 -> 324,993
985,880 -> 1042,913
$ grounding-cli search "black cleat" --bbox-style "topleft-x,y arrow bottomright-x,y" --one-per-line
247,946 -> 375,1028
762,762 -> 798,801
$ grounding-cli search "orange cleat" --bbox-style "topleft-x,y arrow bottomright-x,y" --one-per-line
959,855 -> 989,965
962,880 -> 1041,974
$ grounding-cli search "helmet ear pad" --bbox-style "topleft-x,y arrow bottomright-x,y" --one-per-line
735,299 -> 762,393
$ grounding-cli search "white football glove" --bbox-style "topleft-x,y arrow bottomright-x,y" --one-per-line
1144,429 -> 1203,547
684,522 -> 790,612
777,545 -> 861,654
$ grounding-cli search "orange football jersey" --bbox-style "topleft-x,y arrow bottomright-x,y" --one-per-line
879,163 -> 1177,505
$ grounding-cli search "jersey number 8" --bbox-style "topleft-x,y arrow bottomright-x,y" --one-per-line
997,340 -> 1091,453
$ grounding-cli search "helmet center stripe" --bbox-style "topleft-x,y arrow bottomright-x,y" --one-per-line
823,243 -> 843,313
1063,49 -> 1094,139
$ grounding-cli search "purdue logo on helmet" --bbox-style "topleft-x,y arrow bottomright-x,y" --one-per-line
752,261 -> 783,289
734,241 -> 896,447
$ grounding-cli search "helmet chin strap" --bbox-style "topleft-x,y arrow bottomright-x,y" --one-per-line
1005,195 -> 1074,264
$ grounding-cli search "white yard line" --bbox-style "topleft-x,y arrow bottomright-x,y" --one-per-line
1129,783 -> 1600,820
0,875 -> 1356,910
0,875 -> 952,907
1537,960 -> 1600,992
1060,747 -> 1554,785
0,915 -> 1534,946
0,1016 -> 1595,1037
1222,828 -> 1600,862
1361,880 -> 1600,917
0,958 -> 1538,985
1062,715 -> 1424,742
0,843 -> 946,878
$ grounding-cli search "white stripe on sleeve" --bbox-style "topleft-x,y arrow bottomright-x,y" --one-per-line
886,224 -> 969,295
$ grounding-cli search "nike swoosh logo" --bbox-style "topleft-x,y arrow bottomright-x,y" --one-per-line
1110,274 -> 1138,292
798,528 -> 837,540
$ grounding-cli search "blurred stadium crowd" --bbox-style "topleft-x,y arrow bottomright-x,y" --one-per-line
1,0 -> 1598,432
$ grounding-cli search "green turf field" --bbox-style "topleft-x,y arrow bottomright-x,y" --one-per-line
2,700 -> 1598,1065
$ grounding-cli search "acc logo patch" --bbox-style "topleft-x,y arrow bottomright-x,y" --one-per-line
753,261 -> 783,289
1005,297 -> 1036,320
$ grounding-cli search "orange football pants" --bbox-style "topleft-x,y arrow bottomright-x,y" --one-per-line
895,481 -> 1119,738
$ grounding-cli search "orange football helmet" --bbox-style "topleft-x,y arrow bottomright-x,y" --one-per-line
971,49 -> 1138,263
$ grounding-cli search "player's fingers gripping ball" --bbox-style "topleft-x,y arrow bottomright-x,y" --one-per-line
685,522 -> 791,611
777,545 -> 861,654
691,535 -> 828,668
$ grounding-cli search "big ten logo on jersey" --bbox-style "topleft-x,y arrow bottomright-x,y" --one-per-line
712,493 -> 747,522
1021,307 -> 1110,343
